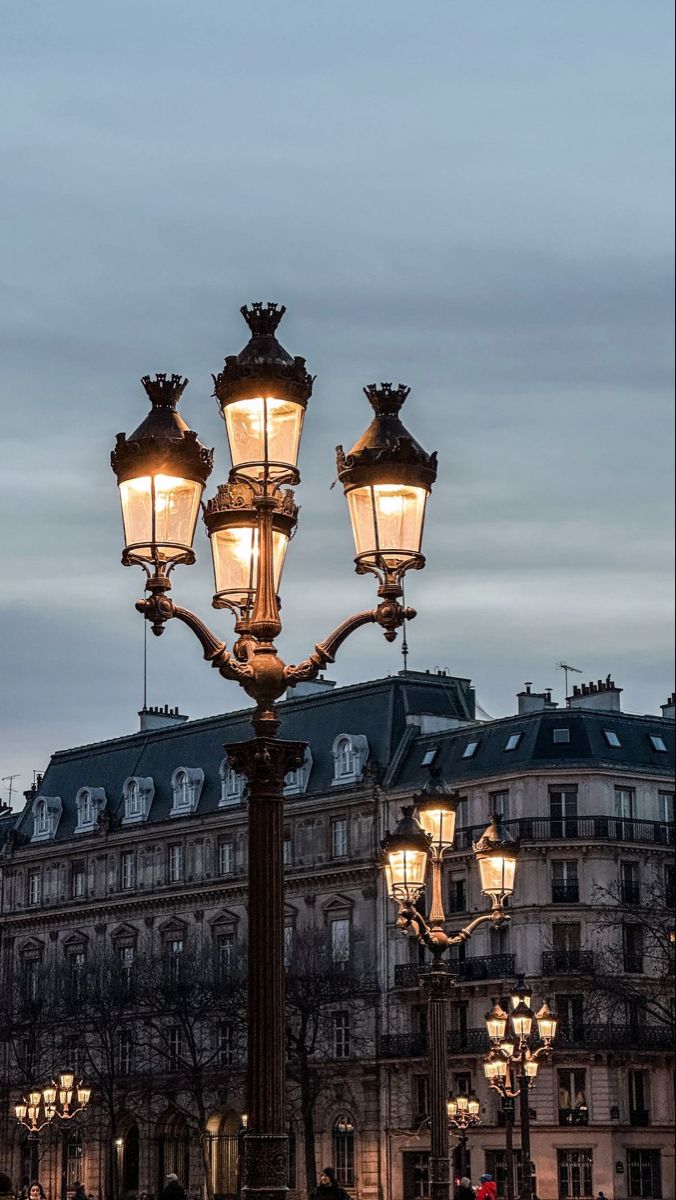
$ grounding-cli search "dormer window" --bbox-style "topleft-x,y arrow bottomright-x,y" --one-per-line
284,748 -> 313,797
170,767 -> 204,817
331,735 -> 369,786
122,777 -> 154,825
462,740 -> 479,759
75,787 -> 106,834
31,795 -> 62,843
219,759 -> 246,807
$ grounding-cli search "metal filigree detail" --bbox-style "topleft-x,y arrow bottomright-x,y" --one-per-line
204,482 -> 298,522
227,738 -> 307,798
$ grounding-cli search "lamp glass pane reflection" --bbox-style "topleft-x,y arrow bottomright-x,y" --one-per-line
224,396 -> 304,479
384,848 -> 428,905
346,484 -> 427,568
416,802 -> 457,857
477,852 -> 517,904
210,524 -> 289,609
119,474 -> 202,562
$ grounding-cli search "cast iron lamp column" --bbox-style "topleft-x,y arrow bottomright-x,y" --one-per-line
381,794 -> 519,1200
111,303 -> 438,1200
483,981 -> 557,1200
446,1093 -> 481,1180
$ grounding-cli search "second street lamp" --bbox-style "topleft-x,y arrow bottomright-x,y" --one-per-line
446,1092 -> 481,1181
111,302 -> 437,1200
381,798 -> 519,1200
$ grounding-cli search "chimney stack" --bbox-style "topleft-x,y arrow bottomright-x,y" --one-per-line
517,683 -> 559,715
660,692 -> 675,720
567,676 -> 622,713
139,705 -> 189,732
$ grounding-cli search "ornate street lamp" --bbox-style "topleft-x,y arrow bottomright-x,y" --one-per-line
381,790 -> 519,1200
483,984 -> 557,1200
112,302 -> 437,1200
15,1075 -> 91,1180
446,1092 -> 481,1180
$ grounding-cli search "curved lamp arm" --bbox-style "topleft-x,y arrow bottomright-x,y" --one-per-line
396,903 -> 509,957
136,595 -> 253,686
285,599 -> 416,686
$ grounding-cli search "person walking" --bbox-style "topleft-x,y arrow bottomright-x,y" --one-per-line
476,1176 -> 497,1200
455,1178 -> 475,1200
310,1168 -> 351,1200
160,1175 -> 186,1200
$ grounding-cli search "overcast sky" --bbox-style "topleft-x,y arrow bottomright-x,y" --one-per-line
0,0 -> 674,803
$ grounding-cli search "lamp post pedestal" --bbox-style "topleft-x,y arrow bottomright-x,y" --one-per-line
227,736 -> 307,1200
420,965 -> 453,1200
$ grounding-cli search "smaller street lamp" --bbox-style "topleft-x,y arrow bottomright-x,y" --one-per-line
483,983 -> 557,1200
15,1075 -> 91,1180
446,1092 -> 481,1180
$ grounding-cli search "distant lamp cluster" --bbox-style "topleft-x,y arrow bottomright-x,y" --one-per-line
15,1074 -> 91,1132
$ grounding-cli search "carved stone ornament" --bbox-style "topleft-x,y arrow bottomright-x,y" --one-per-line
226,738 -> 307,799
242,1134 -> 288,1192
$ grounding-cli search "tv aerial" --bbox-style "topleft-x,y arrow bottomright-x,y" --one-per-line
557,662 -> 582,698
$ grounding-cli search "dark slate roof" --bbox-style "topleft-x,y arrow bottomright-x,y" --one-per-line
394,708 -> 675,792
15,671 -> 474,842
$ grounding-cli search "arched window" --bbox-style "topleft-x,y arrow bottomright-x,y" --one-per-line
337,738 -> 354,778
31,795 -> 62,842
333,1116 -> 355,1188
331,735 -> 369,786
219,759 -> 245,807
122,777 -> 153,824
127,781 -> 141,817
75,787 -> 106,833
170,767 -> 203,817
34,801 -> 48,836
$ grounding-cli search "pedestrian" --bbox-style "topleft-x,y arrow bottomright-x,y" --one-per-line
476,1176 -> 497,1200
455,1178 -> 475,1200
310,1167 -> 351,1200
73,1183 -> 86,1200
28,1185 -> 46,1200
160,1175 -> 186,1200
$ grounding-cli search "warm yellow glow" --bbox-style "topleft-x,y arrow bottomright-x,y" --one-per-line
115,1138 -> 124,1149
119,473 -> 202,560
210,525 -> 289,609
384,848 -> 428,903
511,1002 -> 534,1040
45,1105 -> 56,1120
536,1002 -> 558,1042
29,1091 -> 41,1107
346,484 -> 428,566
511,984 -> 532,1011
42,1085 -> 57,1106
15,1104 -> 27,1120
524,1059 -> 539,1079
483,1056 -> 507,1082
77,1086 -> 92,1106
446,1098 -> 458,1117
468,1096 -> 481,1117
224,396 -> 304,478
416,806 -> 457,855
456,1094 -> 469,1112
477,853 -> 517,901
485,1004 -> 509,1042
27,1106 -> 37,1122
60,1072 -> 75,1090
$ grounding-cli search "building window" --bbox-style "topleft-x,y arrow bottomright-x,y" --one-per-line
21,957 -> 40,1004
218,839 -> 235,876
615,787 -> 636,820
78,790 -> 92,826
330,917 -> 351,969
621,861 -> 640,904
121,851 -> 136,891
332,818 -> 348,859
489,790 -> 509,819
119,945 -> 135,994
335,738 -> 355,778
117,1028 -> 133,1075
331,734 -> 369,785
168,844 -> 183,883
623,924 -> 644,974
167,938 -> 184,982
658,790 -> 674,823
558,1069 -> 588,1125
218,1022 -> 235,1067
504,733 -> 522,751
412,1074 -> 429,1122
333,1117 -> 355,1188
549,787 -> 578,836
283,747 -> 313,797
75,787 -> 106,833
555,994 -> 584,1042
168,1026 -> 183,1071
604,729 -> 622,748
627,1149 -> 662,1198
649,735 -> 668,753
448,875 -> 466,914
628,1069 -> 650,1126
486,1152 -> 526,1199
71,864 -> 86,899
67,951 -> 87,1002
552,861 -> 580,903
64,1131 -> 84,1189
170,767 -> 204,816
122,776 -> 153,824
557,1149 -> 593,1198
334,1011 -> 350,1059
217,932 -> 236,978
551,923 -> 582,970
220,759 -> 245,806
283,832 -> 292,867
462,740 -> 479,759
31,794 -> 62,842
27,871 -> 42,907
553,727 -> 571,744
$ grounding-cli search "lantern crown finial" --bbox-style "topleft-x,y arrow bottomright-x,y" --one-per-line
363,382 -> 411,417
240,301 -> 287,338
140,373 -> 189,408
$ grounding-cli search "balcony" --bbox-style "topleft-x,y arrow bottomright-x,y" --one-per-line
623,954 -> 644,974
542,950 -> 594,975
621,881 -> 641,904
629,1109 -> 650,1127
558,1107 -> 589,1126
379,1033 -> 427,1058
393,954 -> 516,989
551,882 -> 580,904
454,815 -> 674,850
447,1027 -> 490,1054
556,1023 -> 671,1051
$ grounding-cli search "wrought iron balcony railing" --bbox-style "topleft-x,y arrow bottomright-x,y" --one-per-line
379,1022 -> 673,1058
542,950 -> 594,974
551,882 -> 580,903
621,881 -> 641,904
393,954 -> 516,989
454,815 -> 674,850
558,1107 -> 589,1126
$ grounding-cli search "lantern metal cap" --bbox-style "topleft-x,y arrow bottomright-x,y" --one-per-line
213,302 -> 314,407
381,804 -> 432,856
111,374 -> 214,487
336,382 -> 438,492
413,764 -> 461,813
472,811 -> 519,857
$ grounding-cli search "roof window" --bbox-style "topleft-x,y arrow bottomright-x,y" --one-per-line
504,734 -> 522,752
649,735 -> 668,753
462,740 -> 479,759
421,748 -> 438,767
553,728 -> 571,745
604,730 -> 622,749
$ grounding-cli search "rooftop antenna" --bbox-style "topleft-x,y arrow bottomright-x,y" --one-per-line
558,662 -> 582,699
2,775 -> 19,808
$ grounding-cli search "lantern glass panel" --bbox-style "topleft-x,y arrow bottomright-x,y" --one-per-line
346,484 -> 427,566
119,474 -> 202,560
59,1072 -> 75,1090
42,1086 -> 57,1106
210,524 -> 289,608
384,848 -> 428,903
417,805 -> 456,855
468,1096 -> 480,1117
512,984 -> 532,1010
478,852 -> 517,901
536,1006 -> 558,1042
224,396 -> 304,479
456,1094 -> 469,1112
77,1087 -> 92,1106
447,1098 -> 458,1117
29,1092 -> 41,1107
486,1006 -> 509,1041
15,1104 -> 27,1120
511,1004 -> 534,1039
524,1060 -> 538,1079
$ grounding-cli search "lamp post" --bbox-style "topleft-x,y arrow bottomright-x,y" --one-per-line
483,980 -> 557,1200
446,1092 -> 481,1181
381,793 -> 518,1200
111,303 -> 438,1200
15,1075 -> 91,1179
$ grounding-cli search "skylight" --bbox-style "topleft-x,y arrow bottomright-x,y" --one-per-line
422,748 -> 438,767
604,730 -> 622,748
504,734 -> 522,752
553,728 -> 571,745
462,740 -> 479,759
649,735 -> 668,753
